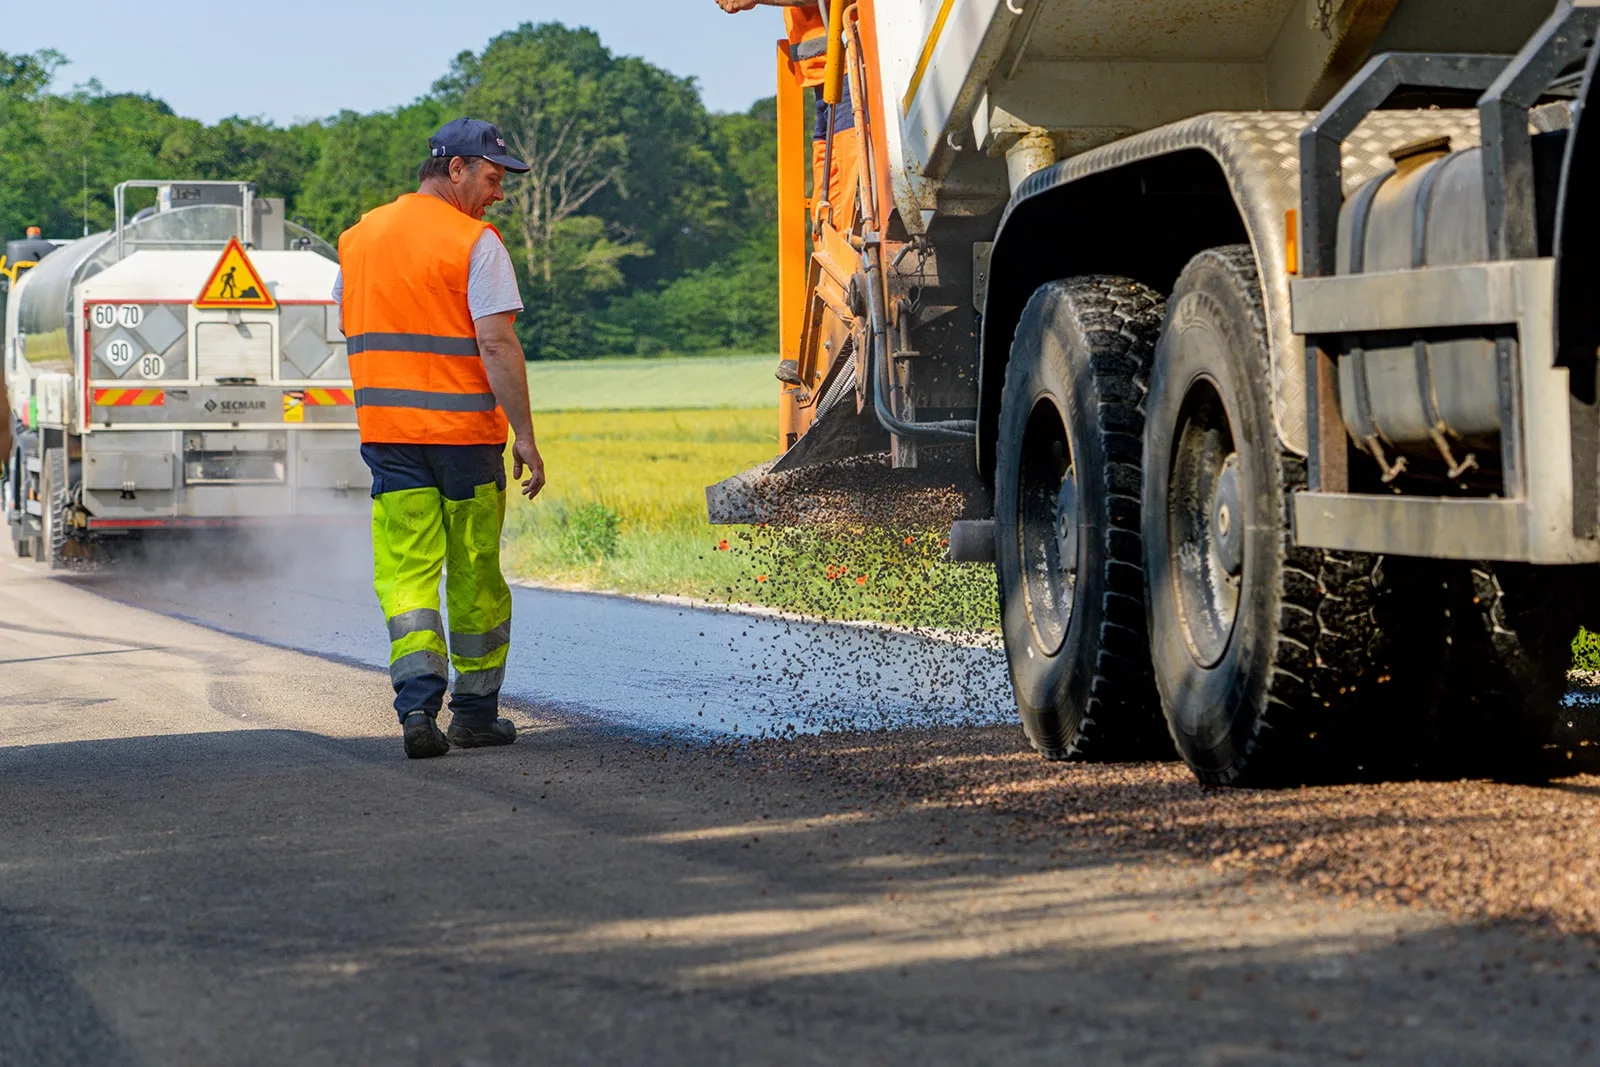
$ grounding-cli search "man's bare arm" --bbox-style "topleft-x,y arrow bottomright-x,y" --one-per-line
475,313 -> 546,500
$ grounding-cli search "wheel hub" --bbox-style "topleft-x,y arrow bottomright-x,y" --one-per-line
1211,454 -> 1243,577
1056,469 -> 1079,577
1167,378 -> 1242,669
1017,400 -> 1078,656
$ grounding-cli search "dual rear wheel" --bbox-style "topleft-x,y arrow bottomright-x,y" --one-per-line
994,246 -> 1580,784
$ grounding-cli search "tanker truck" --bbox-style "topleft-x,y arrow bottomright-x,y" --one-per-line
709,0 -> 1600,784
3,180 -> 368,565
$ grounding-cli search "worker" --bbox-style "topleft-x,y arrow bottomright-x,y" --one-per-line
716,0 -> 862,386
334,117 -> 546,759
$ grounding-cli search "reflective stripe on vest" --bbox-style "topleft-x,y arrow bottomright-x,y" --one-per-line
785,6 -> 828,87
355,388 -> 498,412
337,193 -> 511,446
346,332 -> 480,357
789,36 -> 827,62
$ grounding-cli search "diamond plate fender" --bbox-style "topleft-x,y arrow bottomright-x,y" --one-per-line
987,109 -> 1482,456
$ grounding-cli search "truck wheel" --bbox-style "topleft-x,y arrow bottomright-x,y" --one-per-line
41,446 -> 68,568
8,446 -> 29,558
1443,563 -> 1582,778
994,277 -> 1167,760
1142,246 -> 1391,785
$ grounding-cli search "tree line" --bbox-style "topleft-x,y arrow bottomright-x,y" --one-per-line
0,25 -> 778,360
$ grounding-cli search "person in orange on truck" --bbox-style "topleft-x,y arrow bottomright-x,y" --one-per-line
716,0 -> 862,386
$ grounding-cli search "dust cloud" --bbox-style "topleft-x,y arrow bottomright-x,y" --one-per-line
105,522 -> 375,588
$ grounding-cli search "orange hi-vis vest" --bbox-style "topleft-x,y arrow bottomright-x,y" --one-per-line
785,6 -> 828,88
338,193 -> 510,446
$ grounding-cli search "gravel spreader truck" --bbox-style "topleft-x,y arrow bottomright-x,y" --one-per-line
710,0 -> 1600,784
4,180 -> 366,565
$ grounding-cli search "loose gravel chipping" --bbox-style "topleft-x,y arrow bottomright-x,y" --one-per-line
748,725 -> 1600,938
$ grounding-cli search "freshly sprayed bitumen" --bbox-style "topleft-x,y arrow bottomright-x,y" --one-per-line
73,526 -> 1015,740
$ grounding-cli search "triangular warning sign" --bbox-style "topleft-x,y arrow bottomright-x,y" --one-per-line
195,237 -> 275,309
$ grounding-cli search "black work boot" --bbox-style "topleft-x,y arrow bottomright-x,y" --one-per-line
402,711 -> 451,759
447,717 -> 517,749
775,359 -> 804,386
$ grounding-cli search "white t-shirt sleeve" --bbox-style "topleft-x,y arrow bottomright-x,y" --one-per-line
330,233 -> 522,322
467,230 -> 524,321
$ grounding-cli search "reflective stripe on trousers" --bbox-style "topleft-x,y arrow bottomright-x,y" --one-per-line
371,476 -> 511,721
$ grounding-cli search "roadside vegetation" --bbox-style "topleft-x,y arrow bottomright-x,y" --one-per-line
0,27 -> 779,360
527,355 -> 780,411
507,358 -> 999,631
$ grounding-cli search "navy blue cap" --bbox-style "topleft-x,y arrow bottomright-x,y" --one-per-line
428,118 -> 530,173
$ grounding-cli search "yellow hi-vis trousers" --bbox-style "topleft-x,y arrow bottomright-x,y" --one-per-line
364,443 -> 512,724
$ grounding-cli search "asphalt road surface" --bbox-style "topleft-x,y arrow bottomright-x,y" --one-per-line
76,528 -> 1016,741
4,543 -> 1600,1065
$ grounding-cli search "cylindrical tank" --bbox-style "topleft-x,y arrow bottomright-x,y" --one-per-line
10,231 -> 113,375
1334,137 -> 1501,463
10,202 -> 282,376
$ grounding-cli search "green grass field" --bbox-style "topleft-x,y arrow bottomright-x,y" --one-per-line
527,355 -> 779,412
505,371 -> 999,630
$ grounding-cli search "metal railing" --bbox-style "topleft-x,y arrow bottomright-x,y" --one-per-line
113,180 -> 256,262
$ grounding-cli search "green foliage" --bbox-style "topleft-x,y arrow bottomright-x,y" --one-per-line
291,100 -> 449,240
557,501 -> 623,563
0,38 -> 778,358
599,237 -> 777,355
1575,628 -> 1600,672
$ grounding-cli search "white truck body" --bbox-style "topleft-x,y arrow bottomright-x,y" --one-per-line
877,0 -> 1551,225
4,181 -> 368,560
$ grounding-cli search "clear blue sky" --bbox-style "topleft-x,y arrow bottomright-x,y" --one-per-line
0,1 -> 788,123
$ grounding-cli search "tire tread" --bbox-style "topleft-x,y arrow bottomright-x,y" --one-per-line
998,276 -> 1167,759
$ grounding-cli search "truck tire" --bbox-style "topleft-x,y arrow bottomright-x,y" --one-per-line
8,445 -> 29,558
41,446 -> 68,568
994,276 -> 1168,760
1142,246 -> 1394,785
1441,563 -> 1581,778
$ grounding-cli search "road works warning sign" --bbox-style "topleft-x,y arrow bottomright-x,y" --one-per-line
195,237 -> 275,309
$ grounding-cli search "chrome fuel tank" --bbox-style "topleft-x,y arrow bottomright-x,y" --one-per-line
1334,139 -> 1502,461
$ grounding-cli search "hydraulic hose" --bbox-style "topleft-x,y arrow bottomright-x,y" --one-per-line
862,233 -> 977,441
839,4 -> 974,443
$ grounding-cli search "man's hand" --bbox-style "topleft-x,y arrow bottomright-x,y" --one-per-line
716,0 -> 812,10
476,311 -> 544,503
511,436 -> 545,500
